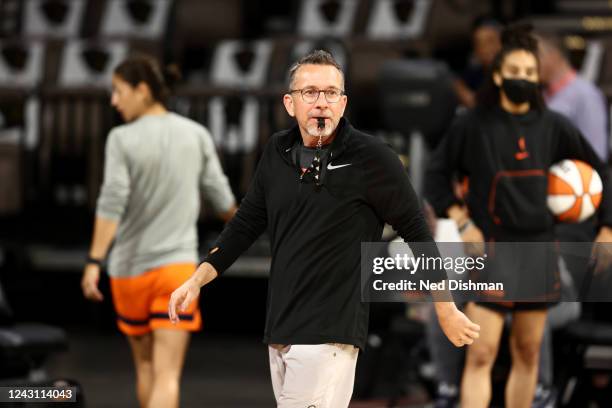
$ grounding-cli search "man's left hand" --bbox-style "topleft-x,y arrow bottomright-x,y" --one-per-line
435,303 -> 480,347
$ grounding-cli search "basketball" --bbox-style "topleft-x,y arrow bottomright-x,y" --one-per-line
547,159 -> 602,222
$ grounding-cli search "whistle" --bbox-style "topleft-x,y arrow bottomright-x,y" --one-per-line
317,118 -> 325,130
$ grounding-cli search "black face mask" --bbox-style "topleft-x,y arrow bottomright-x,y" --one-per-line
501,78 -> 538,105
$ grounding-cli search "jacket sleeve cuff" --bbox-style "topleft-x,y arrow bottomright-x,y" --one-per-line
203,244 -> 240,276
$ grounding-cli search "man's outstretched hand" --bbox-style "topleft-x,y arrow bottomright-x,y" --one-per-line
168,278 -> 201,323
168,262 -> 218,323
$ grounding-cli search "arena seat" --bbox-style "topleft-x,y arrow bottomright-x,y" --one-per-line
378,58 -> 457,194
22,0 -> 87,38
0,277 -> 68,382
557,310 -> 612,406
297,0 -> 361,38
100,0 -> 173,40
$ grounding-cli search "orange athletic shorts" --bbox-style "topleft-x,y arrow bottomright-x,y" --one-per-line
110,263 -> 202,336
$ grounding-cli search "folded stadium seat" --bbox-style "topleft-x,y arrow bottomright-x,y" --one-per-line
379,0 -> 486,75
0,62 -> 41,262
210,40 -> 274,90
378,59 -> 457,196
347,2 -> 443,133
0,39 -> 42,215
0,40 -> 46,89
420,0 -> 486,47
99,0 -> 173,40
365,0 -> 432,41
172,0 -> 242,80
345,41 -> 403,131
0,276 -> 86,406
0,279 -> 68,382
0,92 -> 40,223
550,259 -> 612,407
378,59 -> 457,150
29,40 -> 119,246
37,40 -> 125,212
57,40 -> 128,88
55,39 -> 124,164
22,0 -> 88,39
208,95 -> 261,197
556,309 -> 612,407
36,86 -> 111,213
357,0 -> 486,79
207,40 -> 273,198
296,0 -> 361,38
291,39 -> 349,73
174,0 -> 242,43
0,38 -> 44,153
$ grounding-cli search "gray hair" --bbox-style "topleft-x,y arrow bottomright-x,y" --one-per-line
288,49 -> 344,90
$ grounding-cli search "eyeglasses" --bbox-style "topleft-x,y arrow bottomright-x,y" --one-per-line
289,87 -> 344,103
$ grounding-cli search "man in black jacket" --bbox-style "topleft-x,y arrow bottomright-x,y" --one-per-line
169,50 -> 478,407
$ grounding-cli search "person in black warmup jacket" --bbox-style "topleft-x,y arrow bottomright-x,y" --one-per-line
425,25 -> 612,408
168,50 -> 479,408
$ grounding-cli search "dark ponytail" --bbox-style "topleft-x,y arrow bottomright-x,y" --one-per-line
114,54 -> 181,106
476,23 -> 545,110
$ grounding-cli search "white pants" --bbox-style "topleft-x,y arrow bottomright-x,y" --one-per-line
268,343 -> 359,408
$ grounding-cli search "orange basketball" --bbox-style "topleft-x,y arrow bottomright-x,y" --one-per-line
547,159 -> 602,222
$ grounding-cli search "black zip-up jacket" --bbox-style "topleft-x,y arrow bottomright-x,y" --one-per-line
205,118 -> 437,349
425,106 -> 612,240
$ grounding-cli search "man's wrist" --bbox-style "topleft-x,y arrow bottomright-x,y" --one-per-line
434,301 -> 457,318
192,262 -> 219,287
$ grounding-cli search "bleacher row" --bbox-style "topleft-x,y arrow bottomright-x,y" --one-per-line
3,0 -> 612,262
0,0 -> 460,217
